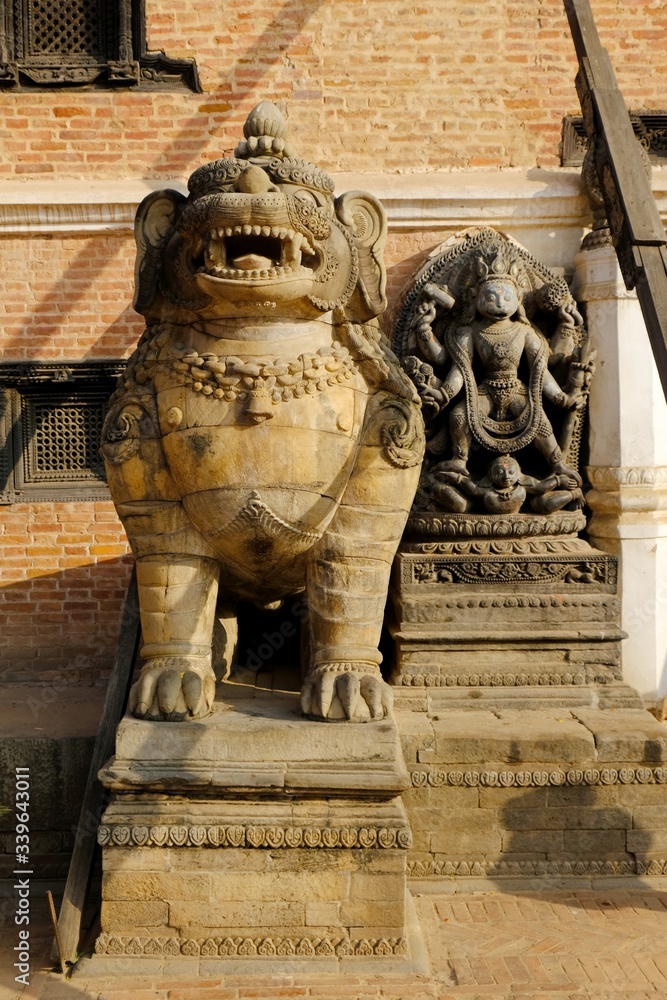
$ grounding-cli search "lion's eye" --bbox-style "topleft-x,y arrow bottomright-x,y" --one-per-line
293,189 -> 318,205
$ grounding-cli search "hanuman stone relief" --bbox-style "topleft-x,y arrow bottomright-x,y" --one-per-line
101,102 -> 424,724
394,228 -> 594,518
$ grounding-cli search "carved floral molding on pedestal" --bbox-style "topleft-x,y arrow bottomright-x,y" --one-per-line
98,823 -> 412,849
410,764 -> 667,788
96,933 -> 408,958
587,465 -> 667,489
407,858 -> 666,878
399,670 -> 587,687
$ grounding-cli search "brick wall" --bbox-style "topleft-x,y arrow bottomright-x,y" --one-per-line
0,235 -> 139,681
0,235 -> 140,361
0,503 -> 132,683
0,1 -> 665,178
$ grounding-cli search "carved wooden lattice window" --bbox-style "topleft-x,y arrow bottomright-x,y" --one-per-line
0,0 -> 200,89
562,113 -> 667,166
0,362 -> 124,502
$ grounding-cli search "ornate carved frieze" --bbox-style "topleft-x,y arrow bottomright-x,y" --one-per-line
407,553 -> 615,587
408,858 -> 642,878
98,823 -> 412,849
410,765 -> 667,788
96,932 -> 408,958
399,671 -> 586,687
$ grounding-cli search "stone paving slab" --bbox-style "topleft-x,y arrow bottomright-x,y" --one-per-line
3,881 -> 667,1000
571,711 -> 667,763
418,710 -> 596,765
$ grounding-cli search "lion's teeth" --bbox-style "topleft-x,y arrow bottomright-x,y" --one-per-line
252,225 -> 262,236
206,238 -> 226,269
281,231 -> 303,266
261,226 -> 271,237
242,224 -> 252,236
270,227 -> 280,238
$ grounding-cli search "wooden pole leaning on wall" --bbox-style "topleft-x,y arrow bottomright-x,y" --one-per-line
563,0 -> 667,403
52,565 -> 140,968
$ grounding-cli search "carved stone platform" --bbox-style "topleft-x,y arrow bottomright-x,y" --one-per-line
92,684 -> 426,974
389,512 -> 640,710
398,705 -> 667,882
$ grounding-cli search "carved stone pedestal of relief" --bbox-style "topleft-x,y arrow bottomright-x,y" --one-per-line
390,509 -> 639,709
91,687 -> 426,974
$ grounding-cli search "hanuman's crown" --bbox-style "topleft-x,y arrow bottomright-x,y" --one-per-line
188,101 -> 335,200
475,249 -> 522,289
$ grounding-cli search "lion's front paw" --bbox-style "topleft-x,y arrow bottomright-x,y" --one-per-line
300,662 -> 393,722
129,656 -> 216,721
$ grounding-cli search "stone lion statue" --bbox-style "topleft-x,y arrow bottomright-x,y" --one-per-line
102,101 -> 424,723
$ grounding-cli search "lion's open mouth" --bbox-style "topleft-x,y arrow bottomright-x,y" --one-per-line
198,226 -> 318,280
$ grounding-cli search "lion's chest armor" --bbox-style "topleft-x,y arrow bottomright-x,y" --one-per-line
148,328 -> 368,580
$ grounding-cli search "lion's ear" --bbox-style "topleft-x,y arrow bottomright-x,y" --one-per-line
133,189 -> 186,317
335,191 -> 388,321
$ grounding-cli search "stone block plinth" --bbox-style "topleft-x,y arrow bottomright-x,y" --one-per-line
388,513 -> 640,710
398,706 -> 667,881
93,689 -> 420,972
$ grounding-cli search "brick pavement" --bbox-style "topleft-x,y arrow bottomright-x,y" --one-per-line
2,882 -> 667,1000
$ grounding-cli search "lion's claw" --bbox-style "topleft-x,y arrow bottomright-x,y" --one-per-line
301,665 -> 393,722
129,657 -> 216,721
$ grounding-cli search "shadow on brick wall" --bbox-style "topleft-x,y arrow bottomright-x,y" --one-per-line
0,555 -> 134,685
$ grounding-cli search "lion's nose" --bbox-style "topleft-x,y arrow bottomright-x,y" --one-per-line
235,165 -> 277,194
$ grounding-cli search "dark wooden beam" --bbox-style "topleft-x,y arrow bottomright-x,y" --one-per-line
563,0 -> 667,400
